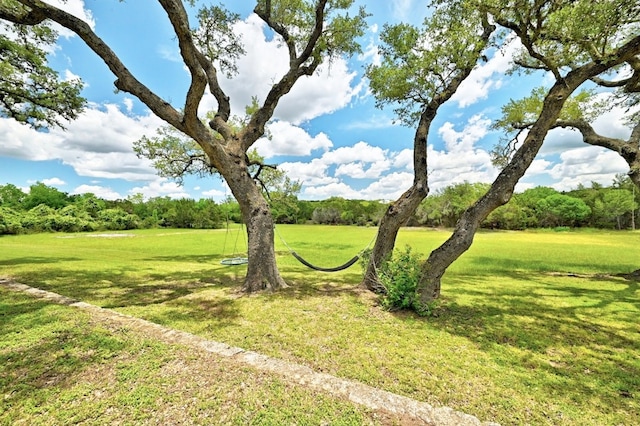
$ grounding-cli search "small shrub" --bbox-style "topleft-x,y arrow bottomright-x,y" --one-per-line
362,245 -> 435,315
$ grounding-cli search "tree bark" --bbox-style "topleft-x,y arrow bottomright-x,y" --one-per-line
417,35 -> 640,303
362,118 -> 429,292
222,153 -> 287,292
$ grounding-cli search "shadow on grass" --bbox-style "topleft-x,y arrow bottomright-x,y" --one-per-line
0,256 -> 81,266
0,292 -> 127,410
139,297 -> 242,330
433,269 -> 639,348
470,255 -> 639,276
11,265 -> 241,310
417,270 -> 640,408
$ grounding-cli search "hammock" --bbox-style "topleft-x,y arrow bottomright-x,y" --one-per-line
290,251 -> 360,272
275,225 -> 375,273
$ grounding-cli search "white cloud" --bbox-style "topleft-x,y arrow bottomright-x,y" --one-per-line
123,98 -> 134,113
42,177 -> 66,187
0,119 -> 61,160
0,103 -> 164,182
279,159 -> 337,187
254,121 -> 333,158
281,112 -> 499,200
334,161 -> 389,179
128,178 -> 190,200
320,141 -> 388,165
202,14 -> 362,124
523,158 -> 553,177
421,115 -> 499,191
278,61 -> 361,124
450,38 -> 521,108
591,94 -> 637,140
201,188 -> 226,200
71,184 -> 122,200
358,36 -> 382,68
438,114 -> 492,152
303,182 -> 361,199
360,172 -> 414,200
548,147 -> 628,184
63,69 -> 82,82
538,128 -> 585,156
392,149 -> 414,170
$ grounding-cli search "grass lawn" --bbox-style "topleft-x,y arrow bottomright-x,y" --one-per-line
1,226 -> 639,425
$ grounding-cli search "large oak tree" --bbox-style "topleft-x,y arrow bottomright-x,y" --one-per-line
0,0 -> 367,292
364,0 -> 640,304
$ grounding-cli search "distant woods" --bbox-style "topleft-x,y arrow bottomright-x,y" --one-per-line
0,176 -> 638,235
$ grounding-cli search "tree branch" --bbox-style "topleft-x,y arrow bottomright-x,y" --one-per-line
493,16 -> 562,80
13,0 -> 184,130
591,58 -> 640,91
296,0 -> 327,68
242,0 -> 329,151
157,0 -> 207,132
555,119 -> 626,151
254,0 -> 297,61
0,3 -> 45,25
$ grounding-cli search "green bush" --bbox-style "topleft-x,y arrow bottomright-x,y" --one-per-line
363,245 -> 434,315
98,208 -> 140,230
0,207 -> 23,234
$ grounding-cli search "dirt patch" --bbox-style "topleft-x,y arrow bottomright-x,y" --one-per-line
87,233 -> 135,238
1,278 -> 498,426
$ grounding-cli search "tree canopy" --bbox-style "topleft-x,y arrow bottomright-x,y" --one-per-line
0,2 -> 85,129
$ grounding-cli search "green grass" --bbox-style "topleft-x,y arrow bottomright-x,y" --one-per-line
1,226 -> 639,425
0,286 -> 394,425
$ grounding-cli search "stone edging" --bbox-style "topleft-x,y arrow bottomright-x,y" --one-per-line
1,278 -> 499,426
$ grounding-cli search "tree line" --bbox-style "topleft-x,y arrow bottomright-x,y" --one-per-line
413,176 -> 638,230
2,176 -> 637,235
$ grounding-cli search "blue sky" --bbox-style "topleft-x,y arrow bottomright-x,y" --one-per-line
0,0 -> 633,202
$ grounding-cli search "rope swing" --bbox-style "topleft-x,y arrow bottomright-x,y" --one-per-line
275,226 -> 376,272
220,214 -> 248,266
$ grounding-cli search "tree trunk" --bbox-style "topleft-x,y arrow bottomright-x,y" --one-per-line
362,108 -> 430,292
416,63 -> 623,303
222,152 -> 287,292
360,20 -> 495,293
363,184 -> 428,292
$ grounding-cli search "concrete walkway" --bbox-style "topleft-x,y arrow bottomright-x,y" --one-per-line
1,279 -> 499,426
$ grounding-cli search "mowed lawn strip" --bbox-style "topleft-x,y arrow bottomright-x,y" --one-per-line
1,227 -> 639,424
0,286 -> 409,425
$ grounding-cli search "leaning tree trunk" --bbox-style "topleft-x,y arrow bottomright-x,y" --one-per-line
362,130 -> 428,291
363,184 -> 428,292
416,56 -> 639,303
223,153 -> 287,293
